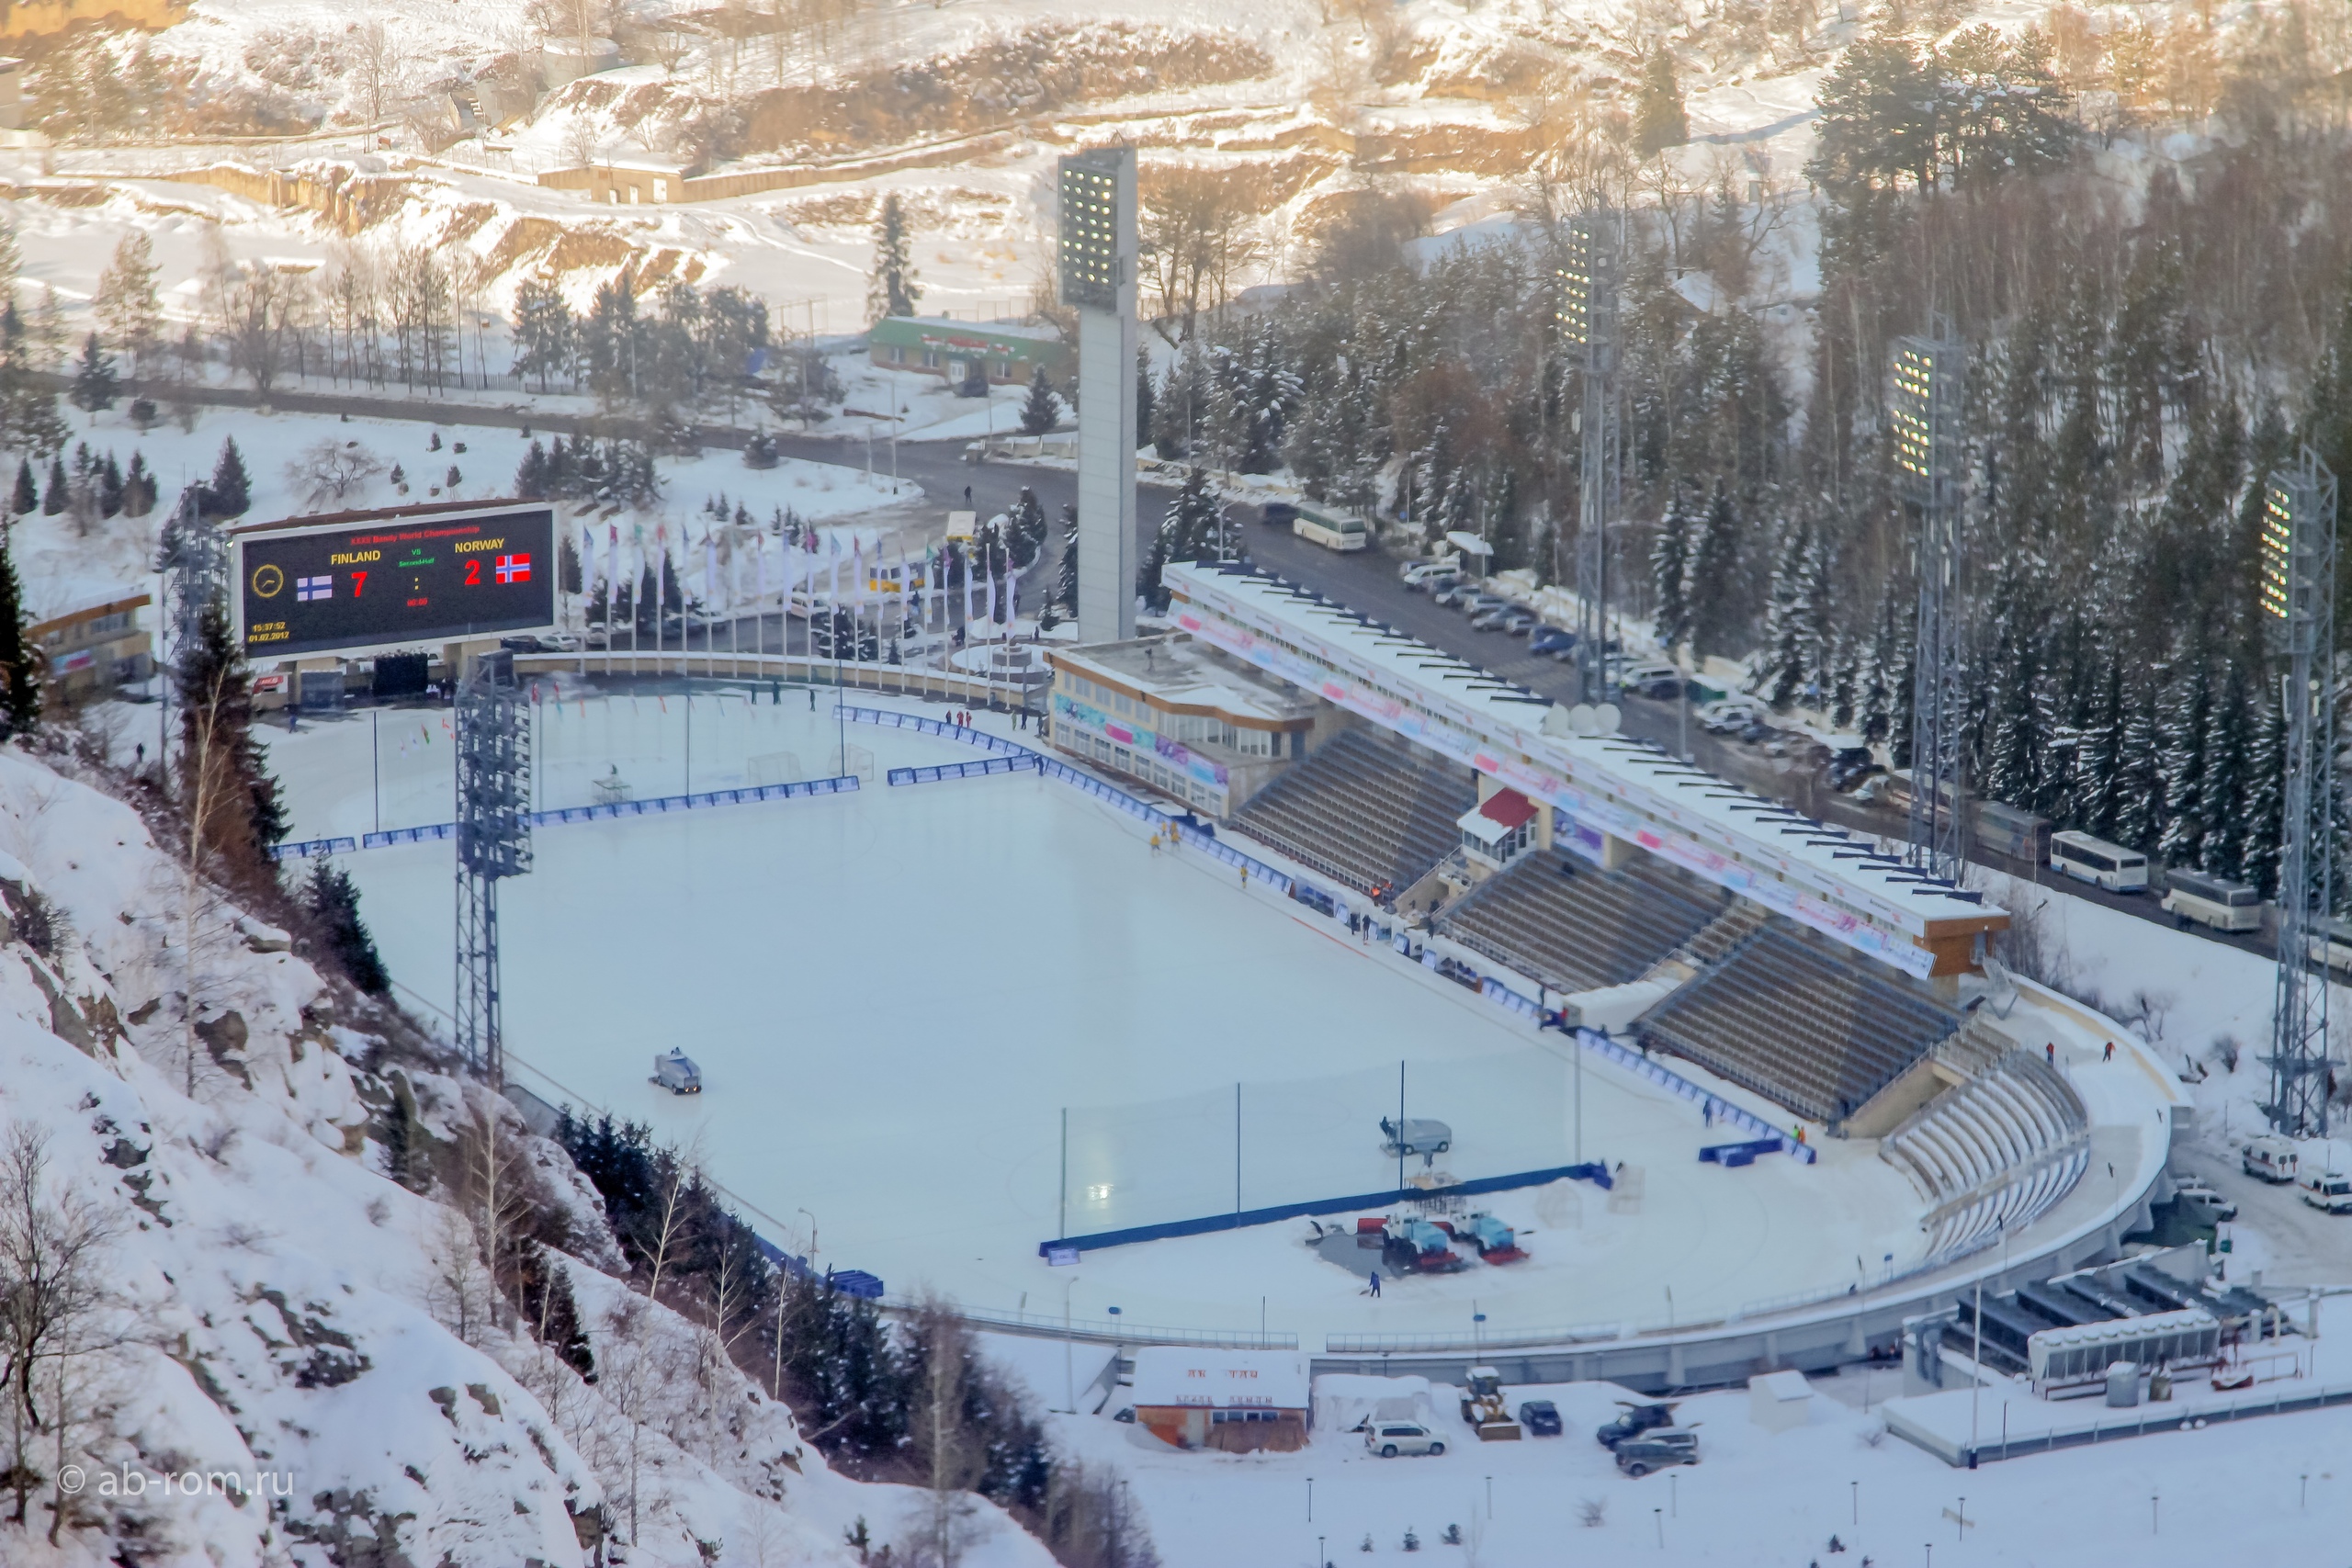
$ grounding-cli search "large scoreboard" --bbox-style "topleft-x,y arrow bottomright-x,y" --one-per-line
233,502 -> 557,660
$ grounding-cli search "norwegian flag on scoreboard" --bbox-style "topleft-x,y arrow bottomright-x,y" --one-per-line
495,553 -> 531,584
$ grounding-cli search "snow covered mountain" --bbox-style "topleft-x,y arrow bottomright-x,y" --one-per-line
0,742 -> 1049,1567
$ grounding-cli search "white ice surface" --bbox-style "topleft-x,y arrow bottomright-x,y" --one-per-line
262,694 -> 1936,1346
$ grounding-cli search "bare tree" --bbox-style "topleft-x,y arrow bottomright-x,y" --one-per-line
0,1125 -> 119,1533
94,232 -> 162,380
907,1301 -> 982,1568
352,21 -> 406,123
455,1091 -> 540,1335
220,262 -> 297,394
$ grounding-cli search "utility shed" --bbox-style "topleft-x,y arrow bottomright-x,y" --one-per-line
1748,1368 -> 1814,1432
1130,1348 -> 1311,1453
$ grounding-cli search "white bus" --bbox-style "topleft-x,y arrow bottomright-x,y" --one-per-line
1294,505 -> 1369,552
2308,916 -> 2352,979
2161,868 -> 2262,934
2049,830 -> 2149,893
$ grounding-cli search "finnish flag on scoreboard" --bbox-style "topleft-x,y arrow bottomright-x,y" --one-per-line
297,575 -> 332,602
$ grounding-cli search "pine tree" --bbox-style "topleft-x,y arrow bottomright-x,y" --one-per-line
1762,523 -> 1812,709
0,521 -> 35,738
1055,503 -> 1079,613
2156,664 -> 2214,864
2111,670 -> 2167,853
68,332 -> 117,416
1828,636 -> 1860,731
1136,346 -> 1155,448
515,439 -> 551,500
97,451 -> 123,516
1162,467 -> 1225,563
510,275 -> 576,393
175,601 -> 288,875
40,454 -> 63,516
1648,488 -> 1692,655
1632,47 -> 1690,159
1859,593 -> 1898,747
2068,649 -> 2127,839
2240,677 -> 2287,897
302,857 -> 390,994
1981,625 -> 2046,812
1006,486 -> 1048,570
865,193 -> 921,322
1687,482 -> 1745,661
1018,365 -> 1062,435
124,450 -> 154,515
8,459 -> 31,516
2197,662 -> 2256,879
206,435 -> 251,518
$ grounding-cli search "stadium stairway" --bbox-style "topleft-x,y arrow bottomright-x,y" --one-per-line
1633,925 -> 1962,1128
1434,850 -> 1730,994
1879,1021 -> 2092,1258
1230,728 -> 1476,896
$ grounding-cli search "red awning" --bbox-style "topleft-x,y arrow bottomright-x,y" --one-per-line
1477,788 -> 1537,829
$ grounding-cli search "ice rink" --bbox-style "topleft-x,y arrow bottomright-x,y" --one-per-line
263,690 -> 1931,1344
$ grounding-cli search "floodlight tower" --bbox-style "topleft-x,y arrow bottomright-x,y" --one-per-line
1890,333 -> 1969,886
454,649 -> 532,1086
1058,148 -> 1138,645
1556,212 -> 1621,706
2263,448 -> 2338,1137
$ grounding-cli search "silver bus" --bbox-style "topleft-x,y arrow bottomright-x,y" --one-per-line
2161,868 -> 2262,934
2049,830 -> 2149,893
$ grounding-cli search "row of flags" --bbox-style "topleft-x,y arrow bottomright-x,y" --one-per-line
578,519 -> 1023,643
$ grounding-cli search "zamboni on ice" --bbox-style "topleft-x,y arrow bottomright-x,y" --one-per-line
651,1048 -> 703,1095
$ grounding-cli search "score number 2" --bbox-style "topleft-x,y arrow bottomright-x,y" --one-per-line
465,558 -> 481,586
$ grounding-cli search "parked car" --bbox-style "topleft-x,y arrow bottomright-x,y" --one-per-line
1432,582 -> 1476,608
1615,660 -> 1683,698
500,635 -> 548,653
1826,747 -> 1882,792
1517,1400 -> 1563,1437
1261,501 -> 1300,528
1365,1421 -> 1446,1457
1529,626 -> 1575,657
1595,1403 -> 1678,1450
1735,718 -> 1774,745
539,632 -> 582,652
1498,609 -> 1539,636
1460,593 -> 1511,618
1399,557 -> 1459,586
1615,1429 -> 1700,1477
2168,1179 -> 2237,1224
1469,604 -> 1519,631
1696,698 -> 1765,733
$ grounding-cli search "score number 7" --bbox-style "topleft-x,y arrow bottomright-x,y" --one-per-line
352,570 -> 367,596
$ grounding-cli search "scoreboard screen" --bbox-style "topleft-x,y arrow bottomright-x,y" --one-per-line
235,504 -> 557,660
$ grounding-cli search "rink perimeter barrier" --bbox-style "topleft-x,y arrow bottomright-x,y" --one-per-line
272,775 -> 860,859
1576,1028 -> 1817,1165
888,755 -> 1043,785
837,704 -> 1298,891
1038,1160 -> 1615,1258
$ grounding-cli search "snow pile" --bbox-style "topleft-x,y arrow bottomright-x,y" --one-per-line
0,744 -> 1049,1567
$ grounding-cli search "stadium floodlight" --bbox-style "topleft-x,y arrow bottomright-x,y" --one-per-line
1057,149 -> 1137,645
1558,211 -> 1620,707
456,649 -> 533,1086
1892,333 -> 1968,886
2266,448 -> 2338,1136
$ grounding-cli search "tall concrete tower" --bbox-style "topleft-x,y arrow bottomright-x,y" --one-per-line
1058,148 -> 1138,645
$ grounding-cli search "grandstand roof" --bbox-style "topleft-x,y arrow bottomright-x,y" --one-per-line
1164,563 -> 2006,977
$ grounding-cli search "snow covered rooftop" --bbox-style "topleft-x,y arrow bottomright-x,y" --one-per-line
1051,634 -> 1319,728
1166,563 -> 2006,974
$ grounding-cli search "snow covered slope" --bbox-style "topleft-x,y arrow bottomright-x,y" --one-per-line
0,744 -> 1049,1567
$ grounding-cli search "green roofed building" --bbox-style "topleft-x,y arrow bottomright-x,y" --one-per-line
868,316 -> 1069,387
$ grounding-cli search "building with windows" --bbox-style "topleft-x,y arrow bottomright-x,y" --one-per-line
1044,635 -> 1326,817
29,593 -> 152,704
867,316 -> 1069,388
1129,1348 -> 1310,1454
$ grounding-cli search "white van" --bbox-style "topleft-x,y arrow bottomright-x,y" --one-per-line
1295,505 -> 1369,552
2300,1170 -> 2352,1214
2243,1134 -> 2298,1184
2161,869 -> 2262,934
1399,557 -> 1461,587
2050,830 -> 2150,893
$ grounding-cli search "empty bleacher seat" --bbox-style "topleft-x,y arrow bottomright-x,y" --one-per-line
1434,850 -> 1730,993
1230,729 -> 1476,895
1634,926 -> 1962,1126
